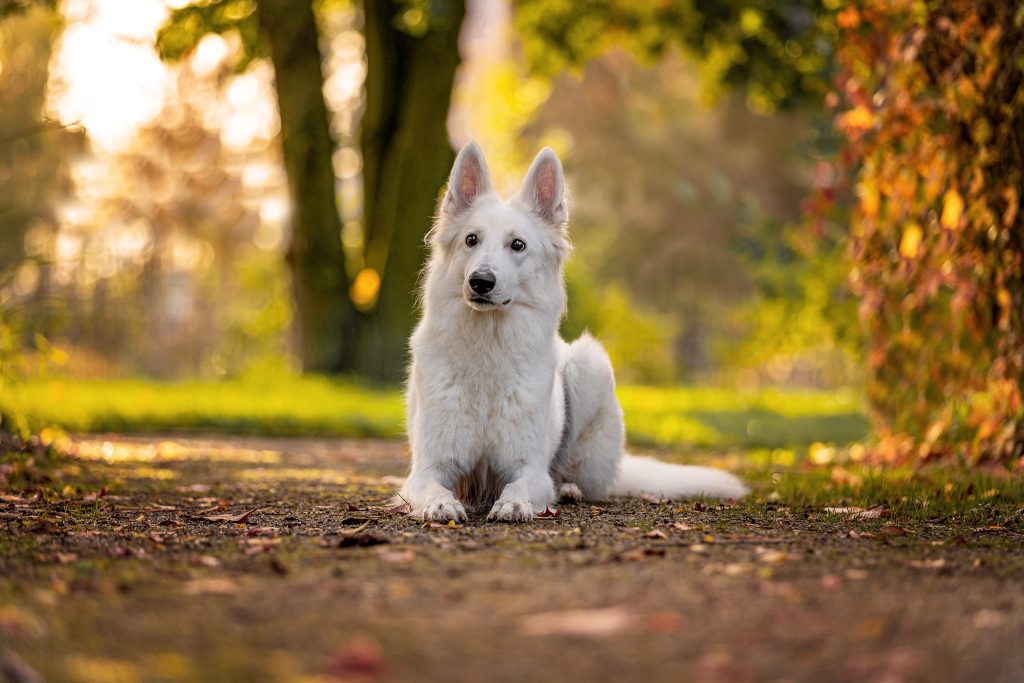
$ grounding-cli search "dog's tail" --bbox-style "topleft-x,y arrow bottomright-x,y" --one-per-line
609,454 -> 749,500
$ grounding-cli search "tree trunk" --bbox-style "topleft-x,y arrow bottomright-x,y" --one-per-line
357,0 -> 465,383
258,0 -> 355,373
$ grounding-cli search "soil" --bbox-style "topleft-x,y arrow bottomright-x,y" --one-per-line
2,435 -> 1023,683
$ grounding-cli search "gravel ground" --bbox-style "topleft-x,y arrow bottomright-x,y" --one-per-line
2,434 -> 1023,683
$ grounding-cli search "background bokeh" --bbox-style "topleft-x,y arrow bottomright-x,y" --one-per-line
1,0 -> 1021,465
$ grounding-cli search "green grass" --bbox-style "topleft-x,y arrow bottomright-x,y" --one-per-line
0,375 -> 405,439
741,464 -> 1024,526
1,375 -> 870,451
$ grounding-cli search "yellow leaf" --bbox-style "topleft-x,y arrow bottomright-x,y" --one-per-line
840,105 -> 874,132
350,268 -> 381,308
856,179 -> 880,217
941,190 -> 963,229
900,222 -> 922,258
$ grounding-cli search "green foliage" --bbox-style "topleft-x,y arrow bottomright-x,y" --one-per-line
834,1 -> 1024,464
214,253 -> 294,377
513,0 -> 839,112
156,0 -> 264,68
561,261 -> 679,385
722,216 -> 860,386
619,384 -> 867,450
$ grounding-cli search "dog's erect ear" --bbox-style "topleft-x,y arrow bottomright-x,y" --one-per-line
442,142 -> 492,216
516,147 -> 567,225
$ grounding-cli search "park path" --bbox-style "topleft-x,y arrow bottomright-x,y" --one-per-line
2,434 -> 1023,683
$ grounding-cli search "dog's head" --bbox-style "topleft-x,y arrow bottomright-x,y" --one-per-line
427,142 -> 570,313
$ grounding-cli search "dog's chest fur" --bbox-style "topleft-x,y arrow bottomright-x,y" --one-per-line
411,308 -> 566,486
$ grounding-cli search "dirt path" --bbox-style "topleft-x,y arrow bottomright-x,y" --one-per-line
2,435 -> 1023,683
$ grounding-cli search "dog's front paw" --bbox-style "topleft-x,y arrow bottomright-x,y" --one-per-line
558,482 -> 583,503
422,496 -> 467,523
487,499 -> 534,523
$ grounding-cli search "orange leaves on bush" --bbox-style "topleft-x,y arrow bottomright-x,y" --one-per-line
837,6 -> 860,29
940,190 -> 963,229
898,223 -> 922,258
833,0 -> 1024,466
837,105 -> 875,139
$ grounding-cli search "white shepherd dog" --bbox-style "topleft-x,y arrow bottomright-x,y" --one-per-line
398,142 -> 749,522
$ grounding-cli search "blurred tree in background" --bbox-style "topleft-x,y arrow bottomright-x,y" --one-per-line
0,5 -> 80,383
514,0 -> 839,113
158,0 -> 465,381
833,0 -> 1024,464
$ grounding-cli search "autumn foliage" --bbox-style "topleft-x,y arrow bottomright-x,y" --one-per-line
833,1 -> 1024,464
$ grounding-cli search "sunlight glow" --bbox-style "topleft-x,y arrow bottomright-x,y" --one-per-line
49,0 -> 171,151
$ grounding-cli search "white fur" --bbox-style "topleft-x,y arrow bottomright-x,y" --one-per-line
398,142 -> 748,522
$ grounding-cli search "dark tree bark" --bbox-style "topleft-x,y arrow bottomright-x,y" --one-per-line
257,0 -> 356,373
356,0 -> 465,383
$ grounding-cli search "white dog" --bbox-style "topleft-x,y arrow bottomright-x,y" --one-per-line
398,142 -> 748,522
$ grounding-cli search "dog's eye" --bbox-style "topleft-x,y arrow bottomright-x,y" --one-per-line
510,239 -> 526,252
465,234 -> 478,247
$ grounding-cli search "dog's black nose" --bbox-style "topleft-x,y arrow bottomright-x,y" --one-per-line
468,271 -> 496,295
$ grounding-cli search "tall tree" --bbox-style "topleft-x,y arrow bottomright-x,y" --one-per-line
0,6 -> 79,345
158,0 -> 465,381
257,0 -> 355,374
355,0 -> 464,380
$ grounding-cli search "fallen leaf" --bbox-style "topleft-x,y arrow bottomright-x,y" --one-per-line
820,574 -> 842,590
378,549 -> 416,564
537,507 -> 561,518
644,529 -> 668,539
759,550 -> 790,564
325,636 -> 388,680
244,537 -> 280,546
906,558 -> 947,570
184,578 -> 238,595
972,609 -> 1007,628
854,506 -> 889,520
55,552 -> 78,564
81,486 -> 106,503
824,506 -> 863,515
672,522 -> 693,531
879,526 -> 908,538
202,507 -> 263,524
192,555 -> 221,568
520,606 -> 638,637
644,612 -> 684,633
